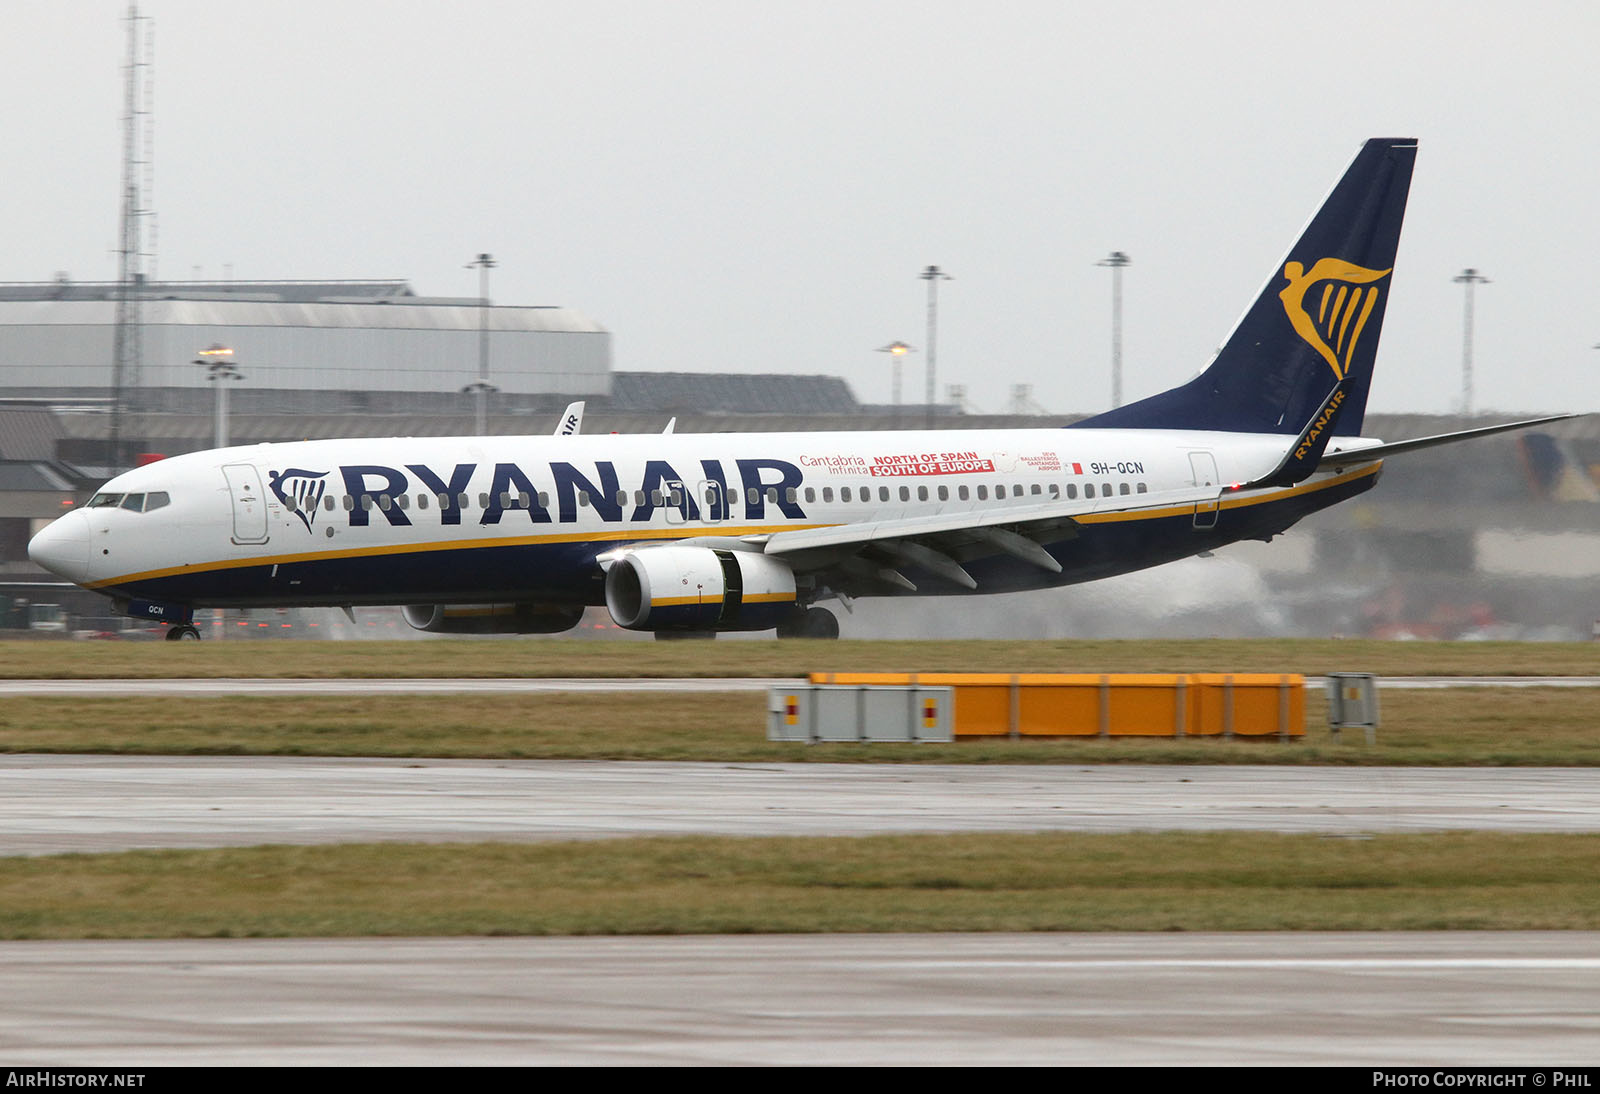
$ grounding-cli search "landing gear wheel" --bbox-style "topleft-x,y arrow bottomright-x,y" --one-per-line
776,605 -> 840,639
164,624 -> 201,641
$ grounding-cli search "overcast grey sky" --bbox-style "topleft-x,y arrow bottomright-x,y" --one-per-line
3,0 -> 1596,418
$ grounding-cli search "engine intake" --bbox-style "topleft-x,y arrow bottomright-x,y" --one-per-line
604,546 -> 796,632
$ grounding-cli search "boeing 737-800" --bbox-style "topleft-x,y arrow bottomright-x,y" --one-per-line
27,138 -> 1572,639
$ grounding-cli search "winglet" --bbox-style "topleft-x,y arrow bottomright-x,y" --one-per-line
554,401 -> 585,436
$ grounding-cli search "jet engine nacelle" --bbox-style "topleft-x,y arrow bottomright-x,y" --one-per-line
402,602 -> 585,634
604,546 -> 797,632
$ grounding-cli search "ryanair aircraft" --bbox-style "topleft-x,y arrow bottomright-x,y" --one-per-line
28,138 -> 1570,639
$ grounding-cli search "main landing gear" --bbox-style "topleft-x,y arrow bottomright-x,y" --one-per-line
164,624 -> 201,641
775,605 -> 840,640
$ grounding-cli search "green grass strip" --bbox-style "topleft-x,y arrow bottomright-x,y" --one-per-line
5,832 -> 1599,938
3,688 -> 1598,765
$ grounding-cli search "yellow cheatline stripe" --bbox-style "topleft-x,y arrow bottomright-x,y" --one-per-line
87,522 -> 831,590
1075,462 -> 1379,526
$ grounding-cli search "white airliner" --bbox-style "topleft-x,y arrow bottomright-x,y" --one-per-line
27,138 -> 1572,639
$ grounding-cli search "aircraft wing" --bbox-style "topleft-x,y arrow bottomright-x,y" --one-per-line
758,484 -> 1223,592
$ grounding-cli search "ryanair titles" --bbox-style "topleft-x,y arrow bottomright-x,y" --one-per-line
1293,387 -> 1346,461
269,458 -> 806,532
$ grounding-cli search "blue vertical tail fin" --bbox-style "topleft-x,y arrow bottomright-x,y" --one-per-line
1076,138 -> 1417,436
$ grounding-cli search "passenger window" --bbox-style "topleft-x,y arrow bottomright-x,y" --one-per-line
478,493 -> 489,509
538,492 -> 550,508
899,486 -> 910,502
634,490 -> 645,507
343,496 -> 354,511
1066,484 -> 1077,500
937,485 -> 948,501
1085,484 -> 1095,499
498,492 -> 511,508
879,486 -> 889,502
747,487 -> 759,505
1119,483 -> 1130,495
977,485 -> 988,500
1102,482 -> 1112,496
996,485 -> 1006,499
766,487 -> 778,504
958,485 -> 969,501
417,494 -> 430,510
616,490 -> 628,507
786,487 -> 797,503
325,496 -> 337,511
841,487 -> 852,502
398,493 -> 410,510
1137,483 -> 1148,494
1032,484 -> 1042,496
121,493 -> 145,512
362,496 -> 374,511
379,495 -> 392,511
579,491 -> 591,507
458,493 -> 470,510
1048,484 -> 1059,499
823,487 -> 834,502
917,485 -> 929,501
805,488 -> 816,503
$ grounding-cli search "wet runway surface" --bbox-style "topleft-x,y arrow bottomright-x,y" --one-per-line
4,933 -> 1598,1065
4,757 -> 1600,855
6,675 -> 1598,1064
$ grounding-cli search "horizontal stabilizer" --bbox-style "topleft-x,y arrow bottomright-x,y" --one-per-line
1317,414 -> 1580,468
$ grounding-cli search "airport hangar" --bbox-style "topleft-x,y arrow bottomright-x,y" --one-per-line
0,276 -> 1595,639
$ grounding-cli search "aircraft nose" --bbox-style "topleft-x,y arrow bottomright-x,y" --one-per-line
28,511 -> 92,583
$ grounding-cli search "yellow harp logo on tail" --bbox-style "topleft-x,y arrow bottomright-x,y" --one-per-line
1278,258 -> 1391,381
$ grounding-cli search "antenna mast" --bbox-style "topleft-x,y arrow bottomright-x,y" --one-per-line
109,3 -> 153,473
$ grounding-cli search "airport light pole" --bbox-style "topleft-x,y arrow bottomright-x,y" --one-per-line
1098,251 -> 1132,409
920,265 -> 952,429
467,252 -> 496,433
194,344 -> 241,449
1454,267 -> 1489,416
876,341 -> 915,413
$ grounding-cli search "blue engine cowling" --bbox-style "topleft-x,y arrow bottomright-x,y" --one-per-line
402,603 -> 585,634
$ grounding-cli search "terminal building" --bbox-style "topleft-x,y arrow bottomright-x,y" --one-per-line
0,278 -> 612,420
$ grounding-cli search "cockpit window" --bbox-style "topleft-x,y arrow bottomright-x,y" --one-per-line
87,490 -> 170,513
